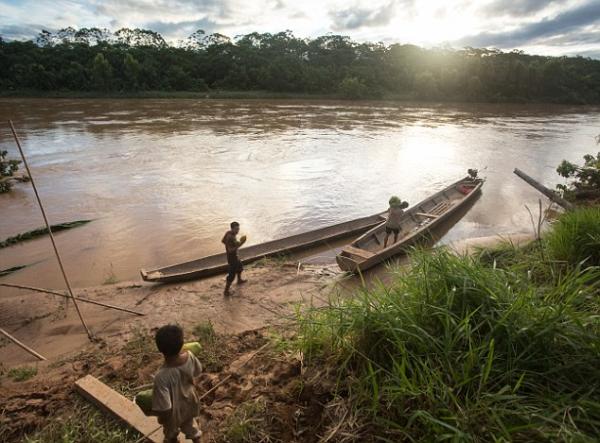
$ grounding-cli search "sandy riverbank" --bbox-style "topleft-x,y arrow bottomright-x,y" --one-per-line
0,233 -> 533,367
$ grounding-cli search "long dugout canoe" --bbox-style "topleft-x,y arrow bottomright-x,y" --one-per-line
140,211 -> 387,283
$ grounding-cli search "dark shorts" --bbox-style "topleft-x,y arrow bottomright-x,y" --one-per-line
385,226 -> 400,235
226,253 -> 243,283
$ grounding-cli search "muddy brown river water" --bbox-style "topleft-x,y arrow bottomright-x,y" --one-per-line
1,99 -> 599,289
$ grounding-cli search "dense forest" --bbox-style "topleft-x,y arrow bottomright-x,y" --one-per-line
1,27 -> 600,103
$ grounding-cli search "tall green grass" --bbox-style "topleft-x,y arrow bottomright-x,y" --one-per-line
546,207 -> 600,267
298,244 -> 600,441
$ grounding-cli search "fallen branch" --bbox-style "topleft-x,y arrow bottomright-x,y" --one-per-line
513,168 -> 575,211
0,220 -> 92,249
0,283 -> 145,316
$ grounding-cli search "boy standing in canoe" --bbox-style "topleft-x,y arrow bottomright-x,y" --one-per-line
222,221 -> 247,296
384,196 -> 407,248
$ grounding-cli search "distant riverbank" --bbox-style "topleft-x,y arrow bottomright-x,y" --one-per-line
0,89 -> 593,104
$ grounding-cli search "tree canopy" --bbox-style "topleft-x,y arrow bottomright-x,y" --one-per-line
2,27 -> 600,103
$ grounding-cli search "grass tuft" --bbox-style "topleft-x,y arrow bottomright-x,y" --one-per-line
7,366 -> 37,382
220,398 -> 269,443
545,207 -> 600,267
23,397 -> 139,442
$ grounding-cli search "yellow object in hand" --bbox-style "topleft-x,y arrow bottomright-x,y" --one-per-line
182,341 -> 202,356
240,235 -> 247,242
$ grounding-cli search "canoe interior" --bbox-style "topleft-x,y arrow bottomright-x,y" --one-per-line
339,177 -> 482,267
142,211 -> 386,281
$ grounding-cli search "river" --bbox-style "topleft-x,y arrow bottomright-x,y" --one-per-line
1,98 -> 599,289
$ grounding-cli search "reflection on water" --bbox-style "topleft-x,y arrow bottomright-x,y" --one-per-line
1,98 -> 599,288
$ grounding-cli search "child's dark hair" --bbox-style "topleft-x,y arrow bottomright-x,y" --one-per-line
230,221 -> 240,229
155,324 -> 184,357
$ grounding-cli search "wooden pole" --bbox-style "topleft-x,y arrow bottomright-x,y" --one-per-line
513,168 -> 575,211
0,327 -> 47,361
0,283 -> 145,316
8,120 -> 93,340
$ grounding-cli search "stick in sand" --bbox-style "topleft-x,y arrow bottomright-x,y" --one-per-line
0,327 -> 47,361
8,120 -> 93,340
0,283 -> 145,316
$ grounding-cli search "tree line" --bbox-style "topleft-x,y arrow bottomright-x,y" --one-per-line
1,27 -> 600,103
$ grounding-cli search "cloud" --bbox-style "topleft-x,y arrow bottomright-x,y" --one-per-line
329,1 -> 401,30
91,0 -> 231,21
458,1 -> 600,48
0,22 -> 48,40
480,0 -> 568,17
145,17 -> 219,37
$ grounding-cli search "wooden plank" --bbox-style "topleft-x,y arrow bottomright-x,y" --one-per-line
416,212 -> 439,219
343,245 -> 375,259
75,375 -> 162,443
513,168 -> 575,210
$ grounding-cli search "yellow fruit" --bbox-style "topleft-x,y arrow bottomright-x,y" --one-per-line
182,342 -> 202,356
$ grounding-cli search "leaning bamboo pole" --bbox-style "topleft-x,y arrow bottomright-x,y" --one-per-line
0,327 -> 47,361
0,283 -> 145,316
514,168 -> 575,211
8,120 -> 93,340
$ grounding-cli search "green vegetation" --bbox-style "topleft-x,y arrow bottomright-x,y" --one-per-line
0,150 -> 22,193
557,150 -> 600,201
102,263 -> 118,285
193,320 -> 217,345
546,207 -> 600,267
0,264 -> 27,278
192,320 -> 227,371
220,398 -> 268,443
8,366 -> 37,382
0,220 -> 92,249
2,28 -> 600,103
296,208 -> 600,441
24,397 -> 139,443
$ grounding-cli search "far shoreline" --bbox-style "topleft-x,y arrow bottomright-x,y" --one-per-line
1,89 -> 599,106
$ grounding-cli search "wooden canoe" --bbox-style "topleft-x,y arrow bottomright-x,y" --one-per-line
336,176 -> 484,273
141,211 -> 387,283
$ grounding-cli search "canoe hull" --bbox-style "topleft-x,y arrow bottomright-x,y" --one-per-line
141,212 -> 387,283
336,177 -> 484,273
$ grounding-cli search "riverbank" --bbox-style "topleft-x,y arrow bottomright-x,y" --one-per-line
0,233 -> 529,442
2,207 -> 599,442
1,89 -> 595,104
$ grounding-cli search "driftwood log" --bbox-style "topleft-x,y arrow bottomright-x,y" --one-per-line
513,168 -> 575,211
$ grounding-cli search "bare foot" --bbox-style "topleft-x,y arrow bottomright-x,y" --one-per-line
237,279 -> 248,285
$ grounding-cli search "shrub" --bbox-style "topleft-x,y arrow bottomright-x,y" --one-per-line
546,207 -> 600,267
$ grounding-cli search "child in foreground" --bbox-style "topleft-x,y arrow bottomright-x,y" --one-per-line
152,324 -> 203,443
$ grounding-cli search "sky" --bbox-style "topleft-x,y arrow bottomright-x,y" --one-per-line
1,0 -> 600,58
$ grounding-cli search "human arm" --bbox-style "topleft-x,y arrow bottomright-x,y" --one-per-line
224,233 -> 246,253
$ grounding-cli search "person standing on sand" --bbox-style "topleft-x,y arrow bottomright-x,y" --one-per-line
222,221 -> 247,296
384,196 -> 407,248
152,324 -> 203,443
